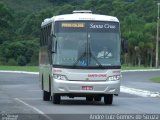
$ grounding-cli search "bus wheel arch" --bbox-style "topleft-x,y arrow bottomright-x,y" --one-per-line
49,75 -> 51,93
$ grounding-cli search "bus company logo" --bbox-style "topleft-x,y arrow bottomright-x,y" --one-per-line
90,23 -> 116,29
62,23 -> 85,28
88,74 -> 107,78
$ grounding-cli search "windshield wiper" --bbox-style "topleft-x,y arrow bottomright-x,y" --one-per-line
87,43 -> 105,69
73,51 -> 87,67
73,44 -> 105,68
89,51 -> 105,69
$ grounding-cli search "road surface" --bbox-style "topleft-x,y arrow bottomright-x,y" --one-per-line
0,70 -> 160,120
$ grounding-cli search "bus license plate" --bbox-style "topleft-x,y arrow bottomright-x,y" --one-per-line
82,86 -> 93,90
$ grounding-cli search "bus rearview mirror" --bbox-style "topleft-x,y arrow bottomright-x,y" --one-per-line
122,39 -> 128,53
48,36 -> 52,51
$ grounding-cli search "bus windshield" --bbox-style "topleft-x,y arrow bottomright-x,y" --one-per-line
53,21 -> 120,68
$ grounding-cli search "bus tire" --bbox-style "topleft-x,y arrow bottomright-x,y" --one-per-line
52,94 -> 60,104
94,96 -> 101,101
43,90 -> 50,101
86,96 -> 93,102
104,94 -> 113,105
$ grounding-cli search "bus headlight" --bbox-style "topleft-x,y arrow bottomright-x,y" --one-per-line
108,75 -> 121,81
53,74 -> 67,80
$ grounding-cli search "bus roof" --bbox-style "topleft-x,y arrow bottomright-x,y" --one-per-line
41,11 -> 119,27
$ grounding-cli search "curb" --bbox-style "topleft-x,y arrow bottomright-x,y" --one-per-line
122,69 -> 160,73
0,70 -> 38,74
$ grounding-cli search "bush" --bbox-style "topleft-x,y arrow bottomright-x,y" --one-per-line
0,57 -> 7,65
17,55 -> 27,66
7,58 -> 17,66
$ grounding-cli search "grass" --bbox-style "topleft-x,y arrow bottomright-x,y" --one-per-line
0,66 -> 38,72
0,65 -> 159,72
150,77 -> 160,83
121,66 -> 156,70
121,64 -> 159,70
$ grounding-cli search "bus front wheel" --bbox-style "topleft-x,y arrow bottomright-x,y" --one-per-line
43,90 -> 50,101
52,94 -> 60,104
104,94 -> 113,105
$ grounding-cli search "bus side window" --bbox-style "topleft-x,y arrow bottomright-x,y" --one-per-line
42,28 -> 45,46
40,28 -> 42,46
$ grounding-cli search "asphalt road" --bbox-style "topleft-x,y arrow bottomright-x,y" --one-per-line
0,71 -> 160,120
122,71 -> 160,92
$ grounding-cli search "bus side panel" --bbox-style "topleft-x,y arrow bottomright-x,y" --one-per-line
39,23 -> 53,93
39,47 -> 51,92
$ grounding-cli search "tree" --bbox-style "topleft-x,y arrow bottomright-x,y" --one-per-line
17,55 -> 27,66
0,3 -> 13,45
0,0 -> 159,67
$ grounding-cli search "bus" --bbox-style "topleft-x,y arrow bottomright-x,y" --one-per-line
39,10 -> 121,105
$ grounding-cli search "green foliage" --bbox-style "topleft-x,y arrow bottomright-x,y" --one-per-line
150,77 -> 160,83
7,58 -> 17,66
0,0 -> 53,13
0,3 -> 13,45
0,40 -> 38,66
17,55 -> 27,66
49,0 -> 82,5
0,0 -> 159,67
0,3 -> 13,29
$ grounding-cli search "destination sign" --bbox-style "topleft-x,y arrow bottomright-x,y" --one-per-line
55,21 -> 119,33
61,23 -> 85,28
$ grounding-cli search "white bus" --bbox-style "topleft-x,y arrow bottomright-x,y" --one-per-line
39,10 -> 121,105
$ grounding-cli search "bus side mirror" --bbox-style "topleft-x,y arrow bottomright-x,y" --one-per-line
122,39 -> 128,53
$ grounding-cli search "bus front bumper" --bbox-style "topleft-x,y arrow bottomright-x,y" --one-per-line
52,79 -> 120,95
